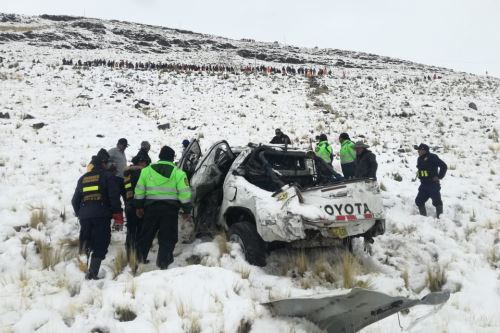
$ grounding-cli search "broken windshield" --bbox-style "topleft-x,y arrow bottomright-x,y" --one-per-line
241,147 -> 340,192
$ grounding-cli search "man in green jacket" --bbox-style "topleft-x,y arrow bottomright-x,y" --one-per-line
134,146 -> 192,269
339,133 -> 356,179
315,134 -> 333,163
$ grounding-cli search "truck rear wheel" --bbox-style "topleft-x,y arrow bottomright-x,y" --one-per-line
228,221 -> 266,267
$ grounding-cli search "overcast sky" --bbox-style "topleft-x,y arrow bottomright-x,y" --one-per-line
4,0 -> 500,77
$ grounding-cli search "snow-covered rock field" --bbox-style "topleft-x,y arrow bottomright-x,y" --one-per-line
0,13 -> 499,333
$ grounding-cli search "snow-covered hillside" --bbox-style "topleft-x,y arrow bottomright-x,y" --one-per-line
0,13 -> 499,333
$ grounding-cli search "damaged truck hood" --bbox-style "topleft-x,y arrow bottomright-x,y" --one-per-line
265,288 -> 450,332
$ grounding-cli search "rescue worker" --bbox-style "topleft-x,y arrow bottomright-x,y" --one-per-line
315,134 -> 333,163
354,141 -> 378,179
339,133 -> 356,179
108,138 -> 129,179
135,146 -> 192,269
133,141 -> 151,165
182,139 -> 190,154
71,149 -> 123,279
123,152 -> 150,259
270,128 -> 292,145
414,143 -> 447,218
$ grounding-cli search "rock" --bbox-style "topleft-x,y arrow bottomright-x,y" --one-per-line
32,122 -> 45,130
22,114 -> 35,120
157,123 -> 170,130
468,102 -> 477,111
0,112 -> 10,119
137,99 -> 150,105
96,134 -> 104,138
187,126 -> 198,130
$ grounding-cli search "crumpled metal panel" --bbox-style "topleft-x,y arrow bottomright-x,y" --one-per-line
265,288 -> 450,333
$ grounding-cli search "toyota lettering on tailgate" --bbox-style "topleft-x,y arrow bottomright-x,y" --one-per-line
324,203 -> 371,216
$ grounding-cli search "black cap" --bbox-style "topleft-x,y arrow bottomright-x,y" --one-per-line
117,138 -> 129,147
339,132 -> 350,140
414,143 -> 430,151
132,151 -> 150,165
92,148 -> 110,165
159,146 -> 175,161
319,133 -> 327,141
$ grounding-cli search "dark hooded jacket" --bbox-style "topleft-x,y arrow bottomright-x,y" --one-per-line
354,149 -> 378,179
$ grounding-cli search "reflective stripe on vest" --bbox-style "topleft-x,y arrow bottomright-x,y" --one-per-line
83,185 -> 99,192
419,170 -> 429,177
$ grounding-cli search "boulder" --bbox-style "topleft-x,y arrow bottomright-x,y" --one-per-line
157,123 -> 170,130
32,122 -> 45,130
468,102 -> 477,111
0,112 -> 10,119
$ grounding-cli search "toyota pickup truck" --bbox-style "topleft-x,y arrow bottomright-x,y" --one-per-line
179,140 -> 385,266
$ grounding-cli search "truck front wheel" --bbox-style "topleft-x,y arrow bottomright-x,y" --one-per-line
228,221 -> 266,267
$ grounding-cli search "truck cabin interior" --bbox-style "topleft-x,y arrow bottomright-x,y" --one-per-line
240,147 -> 340,192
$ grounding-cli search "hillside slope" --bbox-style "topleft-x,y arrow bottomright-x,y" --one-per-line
0,13 -> 499,333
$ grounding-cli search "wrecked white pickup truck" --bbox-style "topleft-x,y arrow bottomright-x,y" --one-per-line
179,140 -> 385,266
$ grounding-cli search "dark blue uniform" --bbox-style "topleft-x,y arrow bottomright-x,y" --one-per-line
123,166 -> 143,258
415,152 -> 447,211
72,167 -> 122,261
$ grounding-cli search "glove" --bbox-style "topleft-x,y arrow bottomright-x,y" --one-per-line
112,213 -> 124,231
136,208 -> 144,219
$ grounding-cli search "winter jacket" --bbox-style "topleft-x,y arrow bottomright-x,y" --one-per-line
108,147 -> 127,178
339,140 -> 356,164
270,134 -> 292,145
315,141 -> 333,163
354,149 -> 378,179
417,152 -> 447,183
71,167 -> 122,220
123,166 -> 144,207
134,161 -> 192,212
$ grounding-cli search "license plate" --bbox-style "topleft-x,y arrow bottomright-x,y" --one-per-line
329,227 -> 348,239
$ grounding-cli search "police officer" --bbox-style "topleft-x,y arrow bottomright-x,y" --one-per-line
414,143 -> 447,218
134,146 -> 192,269
339,133 -> 356,179
71,149 -> 123,279
123,153 -> 150,259
315,134 -> 333,163
270,128 -> 292,145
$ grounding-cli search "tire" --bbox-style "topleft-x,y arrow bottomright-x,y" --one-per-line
228,221 -> 267,267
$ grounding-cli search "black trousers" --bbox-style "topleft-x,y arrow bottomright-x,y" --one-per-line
125,205 -> 142,257
341,162 -> 356,179
137,203 -> 179,269
415,182 -> 443,207
79,217 -> 111,260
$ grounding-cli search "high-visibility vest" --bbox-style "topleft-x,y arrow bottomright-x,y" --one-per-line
134,161 -> 191,205
315,141 -> 333,163
340,140 -> 356,164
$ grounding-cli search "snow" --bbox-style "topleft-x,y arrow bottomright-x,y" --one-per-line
0,13 -> 499,333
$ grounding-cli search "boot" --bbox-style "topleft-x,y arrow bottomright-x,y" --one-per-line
436,205 -> 443,219
418,205 -> 427,216
86,257 -> 102,280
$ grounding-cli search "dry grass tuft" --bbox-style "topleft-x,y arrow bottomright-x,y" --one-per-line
293,249 -> 310,276
427,266 -> 447,292
214,234 -> 231,256
112,249 -> 128,279
236,265 -> 251,279
115,306 -> 137,322
402,270 -> 410,289
30,207 -> 47,228
186,315 -> 201,333
340,252 -> 362,289
35,240 -> 71,270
